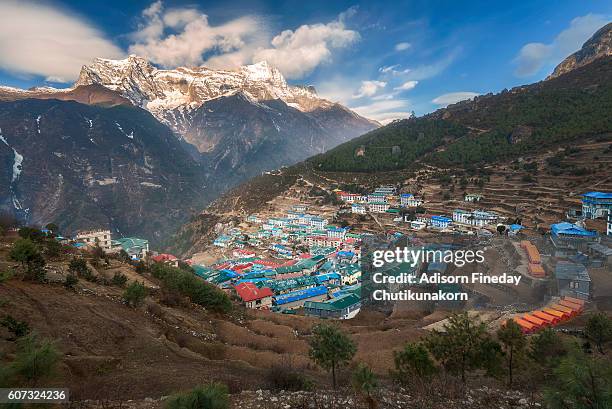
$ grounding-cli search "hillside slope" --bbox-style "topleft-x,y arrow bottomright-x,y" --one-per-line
309,55 -> 612,173
0,99 -> 206,244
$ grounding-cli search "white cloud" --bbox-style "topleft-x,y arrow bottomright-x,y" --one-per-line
253,12 -> 359,79
395,42 -> 411,51
351,99 -> 412,124
0,0 -> 124,82
514,13 -> 608,77
378,49 -> 459,80
394,80 -> 418,91
128,2 -> 358,79
379,64 -> 409,75
353,80 -> 386,98
128,1 -> 264,69
432,92 -> 479,106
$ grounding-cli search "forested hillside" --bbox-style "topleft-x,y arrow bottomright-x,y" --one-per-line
310,56 -> 612,172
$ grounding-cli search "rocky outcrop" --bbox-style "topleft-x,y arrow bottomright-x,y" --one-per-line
548,22 -> 612,79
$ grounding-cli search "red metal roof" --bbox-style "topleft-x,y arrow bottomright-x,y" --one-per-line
234,282 -> 273,302
151,253 -> 177,263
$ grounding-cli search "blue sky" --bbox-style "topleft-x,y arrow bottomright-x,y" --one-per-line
0,0 -> 610,122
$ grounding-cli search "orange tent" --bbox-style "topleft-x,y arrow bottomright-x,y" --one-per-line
528,263 -> 545,277
550,304 -> 577,318
525,244 -> 541,264
564,296 -> 585,307
523,314 -> 547,327
543,308 -> 569,321
513,318 -> 536,334
533,310 -> 560,325
520,240 -> 531,249
560,299 -> 584,312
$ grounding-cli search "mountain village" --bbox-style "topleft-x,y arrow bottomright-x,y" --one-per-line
53,183 -> 612,334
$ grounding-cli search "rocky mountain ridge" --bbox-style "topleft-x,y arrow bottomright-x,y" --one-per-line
74,56 -> 378,154
548,21 -> 612,79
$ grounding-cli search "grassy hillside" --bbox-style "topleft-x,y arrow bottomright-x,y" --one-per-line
310,56 -> 612,172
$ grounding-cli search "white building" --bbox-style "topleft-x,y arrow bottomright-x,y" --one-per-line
368,202 -> 390,213
452,209 -> 498,227
367,193 -> 387,203
464,193 -> 483,202
339,193 -> 366,203
351,203 -> 366,214
327,227 -> 347,239
374,186 -> 396,195
75,229 -> 112,251
309,217 -> 328,229
401,194 -> 423,207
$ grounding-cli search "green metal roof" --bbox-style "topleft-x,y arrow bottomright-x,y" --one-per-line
304,293 -> 360,311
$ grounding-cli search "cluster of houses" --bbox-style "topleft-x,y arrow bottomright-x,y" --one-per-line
214,205 -> 361,258
338,186 -> 424,215
205,204 -> 365,317
526,191 -> 612,302
193,248 -> 362,319
338,186 -> 501,233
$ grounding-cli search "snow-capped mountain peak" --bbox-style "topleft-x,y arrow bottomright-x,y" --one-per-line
74,56 -> 321,113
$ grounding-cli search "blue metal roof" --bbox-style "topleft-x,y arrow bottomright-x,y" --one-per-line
273,285 -> 328,305
582,192 -> 612,199
431,215 -> 452,222
551,222 -> 597,237
315,272 -> 341,284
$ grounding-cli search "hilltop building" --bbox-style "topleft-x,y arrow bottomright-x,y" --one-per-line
452,209 -> 498,227
400,194 -> 423,207
464,193 -> 483,202
111,237 -> 149,260
581,192 -> 612,219
75,229 -> 112,251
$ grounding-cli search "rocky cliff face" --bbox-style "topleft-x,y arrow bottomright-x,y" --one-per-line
0,99 -> 206,244
548,22 -> 612,79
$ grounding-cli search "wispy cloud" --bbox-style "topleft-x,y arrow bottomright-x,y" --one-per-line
432,92 -> 479,106
395,42 -> 411,51
394,80 -> 418,91
129,1 -> 359,79
0,0 -> 123,82
513,13 -> 608,77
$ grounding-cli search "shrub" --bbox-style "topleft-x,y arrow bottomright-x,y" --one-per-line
352,363 -> 377,408
0,269 -> 14,283
12,334 -> 60,387
165,383 -> 229,409
64,274 -> 78,290
1,315 -> 30,339
393,342 -> 437,385
585,313 -> 612,354
111,272 -> 128,287
10,239 -> 46,282
266,361 -> 313,391
151,264 -> 231,313
123,282 -> 147,307
309,323 -> 356,389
